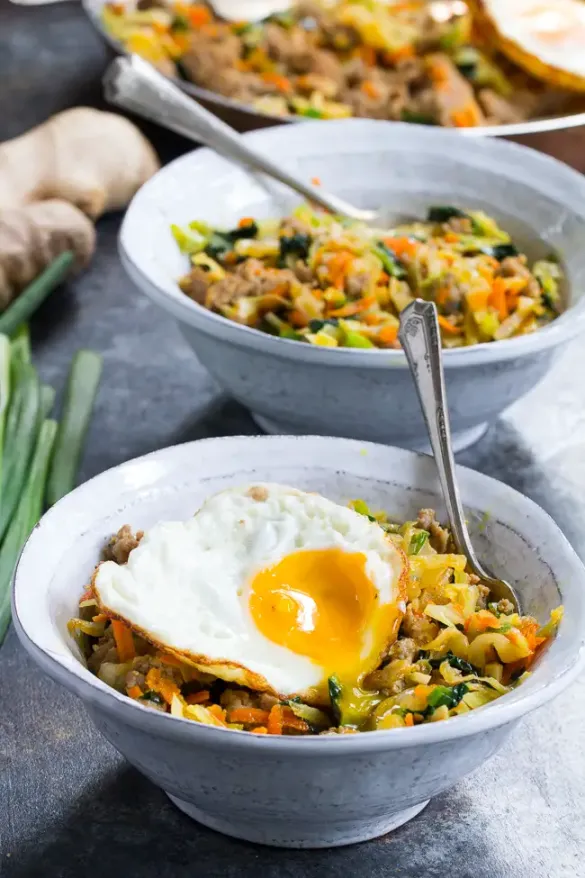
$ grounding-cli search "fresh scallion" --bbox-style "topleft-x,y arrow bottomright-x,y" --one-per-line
46,350 -> 102,506
0,360 -> 41,542
0,418 -> 57,641
0,251 -> 74,337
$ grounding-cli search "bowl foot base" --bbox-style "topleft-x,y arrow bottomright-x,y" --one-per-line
166,793 -> 429,848
251,412 -> 488,454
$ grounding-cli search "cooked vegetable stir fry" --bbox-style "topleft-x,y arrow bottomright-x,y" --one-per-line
174,205 -> 562,348
100,0 -> 583,126
70,504 -> 562,734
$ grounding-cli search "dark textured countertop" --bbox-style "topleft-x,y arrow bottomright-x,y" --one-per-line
1,3 -> 585,875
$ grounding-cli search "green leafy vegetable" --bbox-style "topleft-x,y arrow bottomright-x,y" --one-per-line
421,650 -> 477,675
328,675 -> 343,724
427,206 -> 469,223
408,530 -> 429,555
279,233 -> 312,263
373,242 -> 407,278
426,683 -> 469,711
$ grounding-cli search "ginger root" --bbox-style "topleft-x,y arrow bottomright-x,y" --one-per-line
0,107 -> 160,220
0,200 -> 96,310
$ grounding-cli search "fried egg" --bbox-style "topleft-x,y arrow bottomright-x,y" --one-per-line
476,0 -> 585,91
93,484 -> 407,703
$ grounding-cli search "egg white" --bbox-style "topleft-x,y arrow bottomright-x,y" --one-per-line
480,0 -> 585,87
93,484 -> 407,699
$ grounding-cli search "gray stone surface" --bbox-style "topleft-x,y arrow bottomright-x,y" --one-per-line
1,2 -> 585,875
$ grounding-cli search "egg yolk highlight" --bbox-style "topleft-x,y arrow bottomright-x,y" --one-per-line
249,548 -> 397,682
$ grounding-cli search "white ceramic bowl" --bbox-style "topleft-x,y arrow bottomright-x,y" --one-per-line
13,436 -> 585,848
119,120 -> 585,452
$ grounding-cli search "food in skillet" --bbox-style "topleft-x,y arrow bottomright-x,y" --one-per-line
69,484 -> 562,734
173,205 -> 562,348
100,0 -> 584,126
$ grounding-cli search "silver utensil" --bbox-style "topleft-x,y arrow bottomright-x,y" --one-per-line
103,54 -> 377,223
398,299 -> 520,610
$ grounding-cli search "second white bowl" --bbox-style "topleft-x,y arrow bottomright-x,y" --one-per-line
120,121 -> 585,450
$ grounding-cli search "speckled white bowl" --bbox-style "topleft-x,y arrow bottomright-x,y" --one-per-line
13,436 -> 585,848
119,120 -> 585,451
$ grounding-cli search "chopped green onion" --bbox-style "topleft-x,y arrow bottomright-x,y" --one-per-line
46,350 -> 102,506
0,418 -> 57,642
0,251 -> 74,336
0,360 -> 41,542
408,530 -> 429,555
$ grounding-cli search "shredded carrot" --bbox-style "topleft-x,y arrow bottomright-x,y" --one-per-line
186,690 -> 210,705
427,57 -> 450,86
360,45 -> 376,67
489,276 -> 509,320
518,620 -> 546,652
208,704 -> 227,722
145,668 -> 180,704
414,685 -> 431,699
187,4 -> 211,27
289,309 -> 309,328
330,295 -> 376,317
252,726 -> 268,734
311,176 -> 321,186
152,20 -> 169,35
378,324 -> 399,346
238,216 -> 255,228
466,290 -> 490,312
435,287 -> 451,308
383,236 -> 418,259
267,704 -> 284,735
261,71 -> 292,93
465,610 -> 500,633
443,231 -> 460,244
437,315 -> 462,336
405,712 -> 415,726
126,685 -> 142,700
450,101 -> 482,128
327,250 -> 353,289
111,620 -> 135,663
281,707 -> 309,732
361,80 -> 380,99
363,312 -> 383,326
228,708 -> 271,725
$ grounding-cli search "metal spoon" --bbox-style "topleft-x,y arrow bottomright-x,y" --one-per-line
398,299 -> 520,610
103,54 -> 378,223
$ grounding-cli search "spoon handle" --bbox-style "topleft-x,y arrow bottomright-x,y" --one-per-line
103,54 -> 375,222
398,300 -> 485,573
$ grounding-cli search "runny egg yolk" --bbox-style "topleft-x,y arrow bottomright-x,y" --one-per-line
249,548 -> 400,690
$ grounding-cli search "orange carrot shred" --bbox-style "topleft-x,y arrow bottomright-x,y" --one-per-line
228,708 -> 271,725
238,216 -> 255,228
253,726 -> 268,734
187,4 -> 211,27
311,176 -> 321,186
208,704 -> 227,722
186,690 -> 210,705
489,276 -> 509,320
111,620 -> 135,663
127,685 -> 142,700
405,713 -> 415,726
361,80 -> 380,99
267,704 -> 284,735
378,324 -> 399,346
330,295 -> 376,317
437,315 -> 462,336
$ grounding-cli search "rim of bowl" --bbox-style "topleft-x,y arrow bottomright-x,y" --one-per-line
120,120 -> 585,369
12,434 -> 585,754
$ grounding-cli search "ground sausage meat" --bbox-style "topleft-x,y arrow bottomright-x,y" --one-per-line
103,525 -> 143,565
